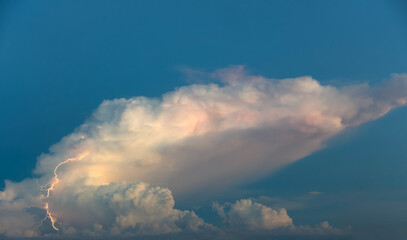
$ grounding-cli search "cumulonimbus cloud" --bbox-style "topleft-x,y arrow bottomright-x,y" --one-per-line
0,67 -> 406,238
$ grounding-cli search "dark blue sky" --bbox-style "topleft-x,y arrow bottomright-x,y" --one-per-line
1,0 -> 406,183
1,1 -> 407,238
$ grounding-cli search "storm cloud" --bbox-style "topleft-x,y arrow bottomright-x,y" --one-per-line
1,67 -> 406,238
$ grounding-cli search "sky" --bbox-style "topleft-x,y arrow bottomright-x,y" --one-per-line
0,1 -> 407,239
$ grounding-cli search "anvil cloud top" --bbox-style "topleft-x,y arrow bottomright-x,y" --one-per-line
1,1 -> 407,239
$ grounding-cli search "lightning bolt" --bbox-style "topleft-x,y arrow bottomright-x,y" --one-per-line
30,215 -> 47,237
46,152 -> 89,198
34,151 -> 90,232
45,202 -> 59,231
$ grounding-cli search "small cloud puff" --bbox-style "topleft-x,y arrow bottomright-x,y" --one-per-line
213,199 -> 293,230
213,199 -> 348,236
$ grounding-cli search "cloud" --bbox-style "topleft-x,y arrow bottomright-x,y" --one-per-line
253,191 -> 322,211
0,67 -> 406,237
0,180 -> 43,237
0,180 -> 212,238
213,199 -> 348,236
213,199 -> 293,230
32,69 -> 407,197
293,221 -> 346,235
46,181 -> 210,236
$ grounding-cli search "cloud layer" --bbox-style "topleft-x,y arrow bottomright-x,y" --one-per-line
1,67 -> 406,238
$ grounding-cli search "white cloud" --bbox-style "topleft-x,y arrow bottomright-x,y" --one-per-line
213,199 -> 347,236
31,69 -> 407,197
0,181 -> 210,237
213,199 -> 293,230
0,180 -> 43,237
50,181 -> 209,236
0,67 -> 406,237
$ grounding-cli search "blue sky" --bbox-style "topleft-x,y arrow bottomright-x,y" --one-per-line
1,1 -> 407,239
